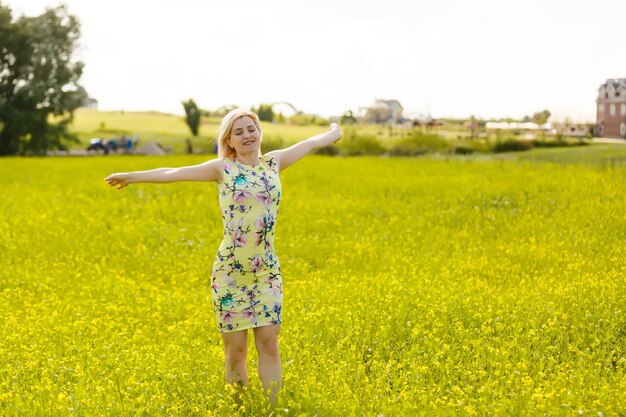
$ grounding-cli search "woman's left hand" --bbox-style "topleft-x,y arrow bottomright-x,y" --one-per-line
328,123 -> 342,144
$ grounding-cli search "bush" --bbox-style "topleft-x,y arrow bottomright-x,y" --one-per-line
336,131 -> 386,156
464,140 -> 492,153
492,139 -> 533,153
288,114 -> 329,126
452,146 -> 475,155
314,145 -> 340,155
389,131 -> 449,156
532,139 -> 589,148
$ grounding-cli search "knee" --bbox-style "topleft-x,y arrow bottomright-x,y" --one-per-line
224,344 -> 247,366
256,336 -> 279,358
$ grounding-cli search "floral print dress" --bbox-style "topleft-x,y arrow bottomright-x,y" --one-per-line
211,155 -> 283,333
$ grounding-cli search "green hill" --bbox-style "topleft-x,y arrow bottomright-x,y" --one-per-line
70,109 -> 326,154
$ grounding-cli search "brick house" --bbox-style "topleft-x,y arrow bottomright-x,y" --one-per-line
596,78 -> 626,138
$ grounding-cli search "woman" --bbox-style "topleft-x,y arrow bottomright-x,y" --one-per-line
104,109 -> 342,405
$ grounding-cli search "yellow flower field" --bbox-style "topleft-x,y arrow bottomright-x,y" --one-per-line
0,155 -> 624,416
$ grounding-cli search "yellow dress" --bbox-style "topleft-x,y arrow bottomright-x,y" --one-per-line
210,154 -> 283,333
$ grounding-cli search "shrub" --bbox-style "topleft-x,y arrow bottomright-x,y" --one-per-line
389,131 -> 449,156
452,146 -> 475,155
336,131 -> 386,156
464,141 -> 492,153
288,114 -> 329,126
532,139 -> 589,148
492,139 -> 533,153
314,145 -> 340,155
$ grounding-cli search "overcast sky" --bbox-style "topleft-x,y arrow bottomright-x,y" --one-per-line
5,0 -> 625,121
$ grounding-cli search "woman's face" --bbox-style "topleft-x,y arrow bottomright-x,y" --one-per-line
228,116 -> 261,156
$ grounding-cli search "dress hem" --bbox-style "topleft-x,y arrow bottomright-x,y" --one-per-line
218,320 -> 282,334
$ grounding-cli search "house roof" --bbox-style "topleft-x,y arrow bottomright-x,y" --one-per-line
371,99 -> 403,111
601,78 -> 626,89
598,78 -> 626,101
382,100 -> 403,110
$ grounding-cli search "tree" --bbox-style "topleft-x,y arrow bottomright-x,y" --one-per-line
0,4 -> 86,156
255,104 -> 274,122
340,110 -> 357,125
182,98 -> 200,137
531,109 -> 551,125
469,114 -> 477,140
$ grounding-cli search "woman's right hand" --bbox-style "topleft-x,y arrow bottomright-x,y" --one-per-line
327,123 -> 342,144
104,173 -> 131,189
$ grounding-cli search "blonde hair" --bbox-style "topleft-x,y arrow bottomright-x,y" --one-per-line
215,109 -> 263,159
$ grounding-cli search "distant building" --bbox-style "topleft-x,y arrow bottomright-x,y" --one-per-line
363,99 -> 404,124
485,121 -> 554,140
596,78 -> 626,138
556,123 -> 590,138
485,121 -> 552,130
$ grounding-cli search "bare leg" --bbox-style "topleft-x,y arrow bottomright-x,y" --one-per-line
221,329 -> 248,404
253,324 -> 282,405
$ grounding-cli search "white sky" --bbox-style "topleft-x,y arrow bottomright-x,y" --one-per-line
5,0 -> 625,122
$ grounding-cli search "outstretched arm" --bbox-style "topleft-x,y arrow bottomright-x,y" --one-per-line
266,123 -> 342,172
104,158 -> 223,189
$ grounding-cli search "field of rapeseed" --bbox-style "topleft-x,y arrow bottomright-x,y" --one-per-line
0,154 -> 625,416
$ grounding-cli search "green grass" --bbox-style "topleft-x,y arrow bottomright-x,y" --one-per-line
70,109 -> 332,153
417,143 -> 626,168
68,110 -> 626,164
71,109 -> 194,137
497,144 -> 626,166
69,109 -> 446,153
1,154 -> 625,415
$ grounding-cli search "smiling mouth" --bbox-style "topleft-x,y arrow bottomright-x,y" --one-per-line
243,140 -> 254,145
